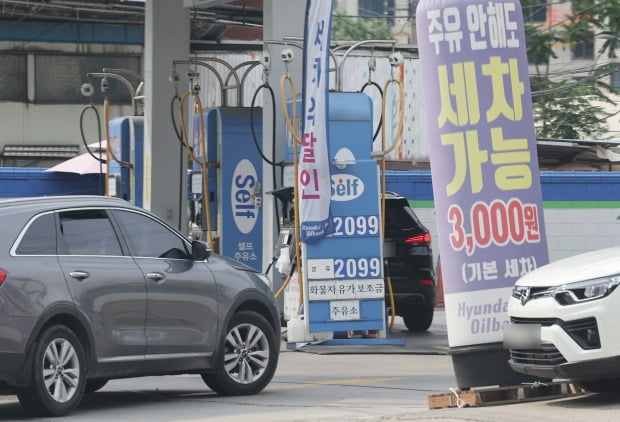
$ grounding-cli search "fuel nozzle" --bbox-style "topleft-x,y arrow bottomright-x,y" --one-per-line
100,77 -> 109,93
388,52 -> 404,67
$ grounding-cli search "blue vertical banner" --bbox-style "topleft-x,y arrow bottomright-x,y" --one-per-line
415,0 -> 549,348
300,0 -> 333,243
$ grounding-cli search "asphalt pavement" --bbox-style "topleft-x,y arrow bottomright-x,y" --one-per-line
2,309 -> 620,421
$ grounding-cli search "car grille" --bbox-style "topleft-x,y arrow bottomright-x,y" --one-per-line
510,316 -> 556,327
510,316 -> 601,350
510,344 -> 567,366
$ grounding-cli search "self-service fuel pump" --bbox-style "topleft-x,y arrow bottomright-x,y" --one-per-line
107,116 -> 144,206
170,58 -> 269,271
281,92 -> 386,335
274,39 -> 407,342
191,107 -> 264,270
79,69 -> 144,205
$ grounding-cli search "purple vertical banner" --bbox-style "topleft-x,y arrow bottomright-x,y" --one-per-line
299,0 -> 333,243
415,0 -> 549,348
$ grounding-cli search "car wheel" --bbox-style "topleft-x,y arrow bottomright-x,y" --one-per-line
402,306 -> 434,332
84,378 -> 108,394
579,379 -> 620,393
17,325 -> 86,417
202,310 -> 278,396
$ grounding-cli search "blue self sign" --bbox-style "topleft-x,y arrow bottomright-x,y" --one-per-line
217,108 -> 263,271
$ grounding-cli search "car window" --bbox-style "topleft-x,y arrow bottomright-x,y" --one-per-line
113,210 -> 189,259
16,213 -> 57,255
59,209 -> 123,256
385,199 -> 422,230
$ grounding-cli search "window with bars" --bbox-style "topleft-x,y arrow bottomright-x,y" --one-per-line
34,54 -> 141,104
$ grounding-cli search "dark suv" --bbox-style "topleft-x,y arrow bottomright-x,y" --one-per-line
0,196 -> 280,417
383,192 -> 436,331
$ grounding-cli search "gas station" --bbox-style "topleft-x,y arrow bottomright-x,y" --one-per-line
1,0 -> 601,404
95,0 -> 407,344
64,0 -> 544,392
45,0 -> 552,391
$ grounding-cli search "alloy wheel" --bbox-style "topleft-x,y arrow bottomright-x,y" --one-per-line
42,338 -> 81,403
223,323 -> 270,384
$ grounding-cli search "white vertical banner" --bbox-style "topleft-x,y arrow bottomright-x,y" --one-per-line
299,0 -> 333,243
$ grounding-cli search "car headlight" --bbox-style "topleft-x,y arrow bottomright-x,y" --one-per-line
552,275 -> 620,305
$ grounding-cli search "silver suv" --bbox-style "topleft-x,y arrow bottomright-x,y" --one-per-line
0,196 -> 280,416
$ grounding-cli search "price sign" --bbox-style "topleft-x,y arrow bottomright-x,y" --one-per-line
329,215 -> 380,238
303,154 -> 385,331
308,279 -> 385,301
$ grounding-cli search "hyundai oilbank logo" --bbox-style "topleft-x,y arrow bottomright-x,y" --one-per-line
331,174 -> 364,201
231,159 -> 258,234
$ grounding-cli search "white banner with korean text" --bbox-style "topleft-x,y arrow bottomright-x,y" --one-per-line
299,0 -> 333,243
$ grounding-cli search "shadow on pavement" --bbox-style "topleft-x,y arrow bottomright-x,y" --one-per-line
288,307 -> 449,355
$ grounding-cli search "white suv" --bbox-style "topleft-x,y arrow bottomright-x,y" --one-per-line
505,247 -> 620,392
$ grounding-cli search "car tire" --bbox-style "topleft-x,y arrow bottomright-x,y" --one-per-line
402,306 -> 434,332
17,325 -> 87,417
84,378 -> 108,394
202,310 -> 278,396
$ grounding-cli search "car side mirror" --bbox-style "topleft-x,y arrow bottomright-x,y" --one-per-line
191,240 -> 211,261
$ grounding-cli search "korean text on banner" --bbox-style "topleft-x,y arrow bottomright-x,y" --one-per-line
415,0 -> 549,348
299,0 -> 333,243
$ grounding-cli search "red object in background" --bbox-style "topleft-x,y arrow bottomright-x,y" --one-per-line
436,256 -> 444,307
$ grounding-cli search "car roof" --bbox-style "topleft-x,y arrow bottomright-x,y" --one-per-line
384,191 -> 406,200
0,195 -> 138,213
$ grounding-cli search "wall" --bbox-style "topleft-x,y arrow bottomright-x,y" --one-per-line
386,170 -> 620,266
0,168 -> 103,197
0,40 -> 142,158
0,103 -> 134,147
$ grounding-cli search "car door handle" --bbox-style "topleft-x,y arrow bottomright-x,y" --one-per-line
69,271 -> 90,280
147,272 -> 165,282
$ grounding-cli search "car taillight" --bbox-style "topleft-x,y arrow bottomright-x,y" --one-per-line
419,279 -> 434,286
405,233 -> 431,246
0,269 -> 5,286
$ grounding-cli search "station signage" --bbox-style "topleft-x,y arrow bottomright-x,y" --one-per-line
416,0 -> 549,347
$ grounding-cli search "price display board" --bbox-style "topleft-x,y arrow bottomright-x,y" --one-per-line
303,160 -> 385,333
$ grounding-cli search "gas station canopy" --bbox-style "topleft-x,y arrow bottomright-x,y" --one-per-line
0,0 -> 263,44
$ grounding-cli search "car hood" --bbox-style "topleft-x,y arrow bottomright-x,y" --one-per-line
516,247 -> 620,287
214,254 -> 259,273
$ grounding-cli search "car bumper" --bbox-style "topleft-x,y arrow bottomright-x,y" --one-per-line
507,290 -> 620,381
510,354 -> 620,381
0,351 -> 28,387
387,277 -> 436,309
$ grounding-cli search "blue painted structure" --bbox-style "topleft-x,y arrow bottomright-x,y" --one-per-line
108,116 -> 144,207
0,21 -> 143,44
0,168 -> 103,198
385,170 -> 620,204
193,107 -> 264,271
304,92 -> 386,334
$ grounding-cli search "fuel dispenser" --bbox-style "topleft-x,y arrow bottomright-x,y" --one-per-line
281,92 -> 386,335
107,116 -> 144,206
191,107 -> 264,270
174,55 -> 286,272
273,37 -> 409,342
79,69 -> 144,205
